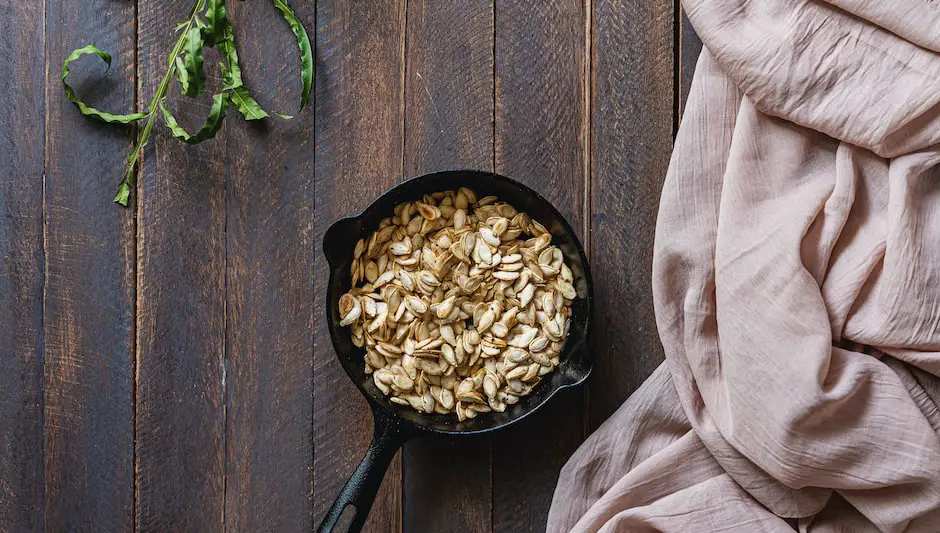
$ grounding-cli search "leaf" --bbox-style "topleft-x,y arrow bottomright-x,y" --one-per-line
181,26 -> 205,97
61,45 -> 147,123
160,92 -> 230,144
203,0 -> 228,46
275,113 -> 294,120
218,26 -> 244,90
218,23 -> 269,120
67,0 -> 315,206
273,0 -> 313,110
175,56 -> 191,94
113,180 -> 131,206
231,87 -> 269,120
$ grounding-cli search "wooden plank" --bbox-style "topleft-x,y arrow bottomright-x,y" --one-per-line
491,1 -> 586,531
135,1 -> 226,530
588,0 -> 674,429
678,4 -> 702,121
403,0 -> 494,174
401,1 -> 494,531
0,3 -> 45,530
42,1 -> 136,530
314,1 -> 405,531
222,2 -> 315,531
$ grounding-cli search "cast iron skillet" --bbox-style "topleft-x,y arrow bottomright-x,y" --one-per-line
319,170 -> 594,532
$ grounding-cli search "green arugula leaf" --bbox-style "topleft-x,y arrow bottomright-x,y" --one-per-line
181,27 -> 206,97
219,23 -> 270,120
219,26 -> 244,90
275,113 -> 294,120
109,0 -> 213,205
273,0 -> 312,110
203,0 -> 228,46
160,92 -> 230,144
67,0 -> 314,206
61,45 -> 147,123
175,56 -> 191,94
113,181 -> 132,206
230,87 -> 269,120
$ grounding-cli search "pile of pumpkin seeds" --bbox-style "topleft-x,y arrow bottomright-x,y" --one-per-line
338,188 -> 575,421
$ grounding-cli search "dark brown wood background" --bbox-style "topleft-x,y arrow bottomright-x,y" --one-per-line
0,1 -> 701,531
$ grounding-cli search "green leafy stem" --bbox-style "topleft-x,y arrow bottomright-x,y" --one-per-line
62,0 -> 313,206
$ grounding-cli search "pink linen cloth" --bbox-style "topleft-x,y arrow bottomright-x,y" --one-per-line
548,1 -> 940,531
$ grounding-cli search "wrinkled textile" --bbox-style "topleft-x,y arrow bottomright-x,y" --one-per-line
548,1 -> 940,532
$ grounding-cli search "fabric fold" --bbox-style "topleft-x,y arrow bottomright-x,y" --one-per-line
549,2 -> 940,531
684,0 -> 940,158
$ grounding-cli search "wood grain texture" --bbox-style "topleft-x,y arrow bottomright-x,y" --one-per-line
678,4 -> 702,121
402,1 -> 494,531
491,1 -> 587,531
588,0 -> 674,430
403,0 -> 494,175
43,1 -> 136,530
0,3 -> 45,530
0,1 -> 696,531
135,1 -> 226,530
223,2 -> 315,531
314,1 -> 406,531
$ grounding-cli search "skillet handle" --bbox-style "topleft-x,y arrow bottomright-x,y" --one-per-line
317,407 -> 411,533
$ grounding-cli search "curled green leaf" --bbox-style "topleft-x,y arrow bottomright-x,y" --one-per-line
68,0 -> 314,206
273,0 -> 313,110
160,92 -> 230,144
62,45 -> 147,124
181,27 -> 206,97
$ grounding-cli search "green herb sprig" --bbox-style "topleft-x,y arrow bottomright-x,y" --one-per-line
62,0 -> 313,206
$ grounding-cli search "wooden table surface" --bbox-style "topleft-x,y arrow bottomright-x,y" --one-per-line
1,1 -> 701,531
